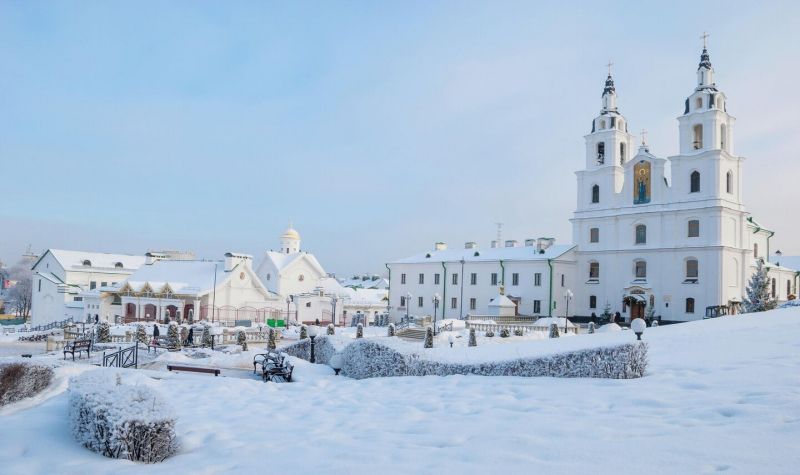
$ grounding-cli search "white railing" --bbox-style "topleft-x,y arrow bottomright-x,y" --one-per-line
465,323 -> 541,334
466,314 -> 540,324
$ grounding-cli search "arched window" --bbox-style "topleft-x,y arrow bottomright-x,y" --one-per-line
597,142 -> 605,164
590,296 -> 597,309
726,171 -> 733,194
635,224 -> 647,244
690,171 -> 700,193
82,260 -> 91,267
600,120 -> 606,129
754,243 -> 759,259
114,262 -> 123,269
686,259 -> 698,278
591,185 -> 600,203
720,124 -> 727,151
590,228 -> 599,243
772,278 -> 777,298
620,143 -> 626,165
686,298 -> 695,313
635,260 -> 647,279
695,97 -> 703,109
589,262 -> 600,279
688,220 -> 700,237
693,124 -> 703,149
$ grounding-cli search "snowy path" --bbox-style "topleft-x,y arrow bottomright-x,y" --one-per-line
1,309 -> 799,474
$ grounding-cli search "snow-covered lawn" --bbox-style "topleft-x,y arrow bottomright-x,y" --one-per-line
2,308 -> 800,473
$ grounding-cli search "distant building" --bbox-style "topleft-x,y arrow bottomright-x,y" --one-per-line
340,275 -> 389,290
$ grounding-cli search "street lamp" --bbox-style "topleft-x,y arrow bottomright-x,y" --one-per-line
405,292 -> 412,324
285,296 -> 292,326
308,324 -> 318,363
447,333 -> 455,348
330,354 -> 344,375
432,293 -> 441,336
563,289 -> 573,333
331,295 -> 339,327
459,258 -> 466,320
631,317 -> 646,340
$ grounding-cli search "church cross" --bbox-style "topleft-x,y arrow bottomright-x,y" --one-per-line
641,129 -> 647,145
700,32 -> 710,48
606,60 -> 614,76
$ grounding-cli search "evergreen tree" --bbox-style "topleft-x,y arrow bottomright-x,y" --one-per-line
602,302 -> 612,321
268,328 -> 277,350
180,326 -> 188,346
236,330 -> 248,351
514,329 -> 523,337
500,328 -> 510,338
187,309 -> 194,325
423,326 -> 434,348
388,323 -> 396,337
356,323 -> 364,339
167,323 -> 181,348
96,321 -> 111,343
485,330 -> 494,338
164,313 -> 170,325
549,323 -> 560,339
645,303 -> 656,323
136,324 -> 148,344
300,324 -> 308,339
468,327 -> 477,347
327,324 -> 335,335
743,258 -> 778,313
203,324 -> 213,347
588,322 -> 596,334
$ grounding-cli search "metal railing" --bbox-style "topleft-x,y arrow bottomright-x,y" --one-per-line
103,343 -> 139,369
23,318 -> 74,333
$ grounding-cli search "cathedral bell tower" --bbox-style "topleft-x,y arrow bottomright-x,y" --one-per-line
280,222 -> 301,254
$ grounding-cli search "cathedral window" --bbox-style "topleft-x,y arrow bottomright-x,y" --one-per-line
620,143 -> 625,164
720,124 -> 727,151
597,142 -> 605,164
590,296 -> 597,309
695,97 -> 703,110
688,220 -> 700,237
772,278 -> 777,298
753,244 -> 758,259
635,225 -> 647,244
686,259 -> 699,278
693,124 -> 703,150
690,171 -> 701,193
726,171 -> 733,194
686,298 -> 695,313
590,228 -> 599,243
591,185 -> 600,204
600,120 -> 606,130
589,262 -> 600,279
635,260 -> 647,279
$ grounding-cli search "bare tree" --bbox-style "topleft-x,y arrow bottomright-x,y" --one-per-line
7,257 -> 35,318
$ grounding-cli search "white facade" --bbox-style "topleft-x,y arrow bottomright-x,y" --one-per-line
571,45 -> 797,321
388,240 -> 576,322
30,250 -> 146,325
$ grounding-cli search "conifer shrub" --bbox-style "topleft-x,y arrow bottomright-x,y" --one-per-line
268,328 -> 277,350
327,323 -> 335,335
468,327 -> 477,347
485,330 -> 495,338
300,325 -> 308,340
652,320 -> 659,327
500,328 -> 510,338
388,323 -> 396,337
423,326 -> 434,348
549,323 -> 560,339
167,323 -> 181,349
96,321 -> 111,343
136,324 -> 148,345
187,311 -> 194,325
164,313 -> 170,325
356,323 -> 364,339
202,325 -> 213,347
236,330 -> 248,351
514,329 -> 523,337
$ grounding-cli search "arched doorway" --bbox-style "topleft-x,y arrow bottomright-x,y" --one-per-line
623,296 -> 646,321
144,304 -> 157,322
165,305 -> 179,322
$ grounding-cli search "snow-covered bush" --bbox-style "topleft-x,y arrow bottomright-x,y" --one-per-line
300,325 -> 308,340
423,326 -> 433,348
339,339 -> 417,379
187,310 -> 194,325
388,323 -> 395,337
68,371 -> 178,463
356,323 -> 364,339
468,327 -> 477,347
96,321 -> 111,343
282,337 -> 310,361
236,330 -> 248,351
136,325 -> 148,345
202,325 -> 213,347
651,320 -> 659,327
167,323 -> 181,349
268,328 -> 277,350
327,324 -> 335,335
588,322 -> 596,334
180,327 -> 188,345
485,330 -> 495,338
500,328 -> 510,338
743,258 -> 778,313
0,362 -> 54,406
164,313 -> 170,325
549,323 -> 560,339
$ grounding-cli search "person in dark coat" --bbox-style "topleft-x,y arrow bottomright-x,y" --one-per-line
94,315 -> 99,324
153,324 -> 160,337
187,327 -> 194,345
590,312 -> 597,323
614,311 -> 621,323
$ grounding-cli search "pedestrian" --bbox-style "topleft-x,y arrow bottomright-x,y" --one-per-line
614,311 -> 621,323
187,327 -> 194,345
153,324 -> 160,337
590,312 -> 597,323
94,315 -> 99,324
315,318 -> 320,326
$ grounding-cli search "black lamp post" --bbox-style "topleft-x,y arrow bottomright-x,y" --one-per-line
432,293 -> 440,336
308,325 -> 318,363
405,292 -> 412,324
331,295 -> 339,327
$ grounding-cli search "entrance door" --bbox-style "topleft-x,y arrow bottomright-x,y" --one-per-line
631,303 -> 645,320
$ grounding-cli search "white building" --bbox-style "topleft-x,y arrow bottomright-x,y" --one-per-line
388,239 -> 576,322
570,42 -> 797,321
30,249 -> 146,325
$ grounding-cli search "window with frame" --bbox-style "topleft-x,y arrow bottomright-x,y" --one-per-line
90,281 -> 97,290
590,296 -> 597,309
690,171 -> 700,192
726,171 -> 733,194
635,225 -> 647,244
401,274 -> 406,284
589,262 -> 600,279
688,220 -> 700,237
754,244 -> 758,259
561,274 -> 565,287
772,278 -> 776,298
590,228 -> 599,243
400,296 -> 406,307
592,185 -> 600,203
471,273 -> 477,285
452,273 -> 458,285
534,273 -> 541,286
635,260 -> 647,279
434,274 -> 440,285
101,282 -> 107,288
451,298 -> 457,309
491,273 -> 498,285
419,274 -> 424,284
686,298 -> 695,313
469,298 -> 476,310
306,302 -> 311,308
512,273 -> 519,286
418,297 -> 423,307
686,259 -> 698,278
533,300 -> 541,314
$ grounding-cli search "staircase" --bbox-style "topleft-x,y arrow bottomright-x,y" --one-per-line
397,327 -> 426,340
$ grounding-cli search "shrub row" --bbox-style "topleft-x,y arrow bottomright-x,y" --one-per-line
0,362 -> 54,406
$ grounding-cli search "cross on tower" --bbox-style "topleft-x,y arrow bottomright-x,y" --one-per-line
641,129 -> 648,145
606,61 -> 613,76
700,31 -> 710,49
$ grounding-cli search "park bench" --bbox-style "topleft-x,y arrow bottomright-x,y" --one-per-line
166,365 -> 220,377
147,336 -> 181,353
265,361 -> 294,383
64,338 -> 92,361
253,351 -> 284,375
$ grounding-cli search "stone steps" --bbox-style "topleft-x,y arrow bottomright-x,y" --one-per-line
397,328 -> 426,340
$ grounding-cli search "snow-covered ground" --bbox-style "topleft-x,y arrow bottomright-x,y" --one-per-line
2,308 -> 800,473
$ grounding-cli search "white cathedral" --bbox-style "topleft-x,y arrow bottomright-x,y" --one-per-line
390,41 -> 798,323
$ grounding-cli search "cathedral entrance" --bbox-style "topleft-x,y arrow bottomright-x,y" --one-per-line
623,295 -> 646,321
630,303 -> 645,320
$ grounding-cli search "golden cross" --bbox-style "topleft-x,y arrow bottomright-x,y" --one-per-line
606,60 -> 613,76
700,31 -> 710,48
641,129 -> 647,145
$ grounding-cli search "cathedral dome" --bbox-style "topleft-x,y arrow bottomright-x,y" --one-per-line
281,223 -> 300,239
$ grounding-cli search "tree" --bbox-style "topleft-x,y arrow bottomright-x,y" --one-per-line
423,326 -> 434,348
236,330 -> 248,351
356,323 -> 363,339
267,328 -> 277,350
187,309 -> 194,325
743,258 -> 778,313
168,323 -> 181,349
468,327 -> 477,347
136,324 -> 148,344
602,302 -> 612,321
549,323 -> 560,339
96,321 -> 111,343
203,325 -> 214,347
300,325 -> 308,339
6,257 -> 34,318
645,303 -> 656,323
387,323 -> 396,337
327,324 -> 335,335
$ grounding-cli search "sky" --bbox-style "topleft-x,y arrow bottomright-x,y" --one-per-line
1,1 -> 799,277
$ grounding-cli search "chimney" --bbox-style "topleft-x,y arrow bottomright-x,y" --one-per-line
465,242 -> 476,249
536,238 -> 555,252
490,241 -> 499,249
525,239 -> 536,247
224,252 -> 252,271
435,242 -> 447,251
504,240 -> 518,248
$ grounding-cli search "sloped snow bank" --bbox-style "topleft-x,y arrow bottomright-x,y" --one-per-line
68,370 -> 179,463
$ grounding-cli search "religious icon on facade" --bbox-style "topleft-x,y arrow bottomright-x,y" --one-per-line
633,160 -> 651,204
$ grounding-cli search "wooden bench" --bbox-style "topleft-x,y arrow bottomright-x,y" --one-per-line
265,361 -> 294,383
64,339 -> 92,361
166,365 -> 220,377
253,351 -> 284,375
148,336 -> 181,353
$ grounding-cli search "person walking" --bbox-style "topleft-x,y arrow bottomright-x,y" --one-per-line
187,327 -> 194,345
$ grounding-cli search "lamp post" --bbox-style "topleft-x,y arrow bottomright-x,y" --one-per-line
405,292 -> 412,324
331,295 -> 339,327
308,324 -> 318,363
447,333 -> 455,348
286,296 -> 292,326
563,289 -> 573,333
459,258 -> 466,320
330,354 -> 344,375
212,262 -> 218,323
432,293 -> 441,336
631,317 -> 646,340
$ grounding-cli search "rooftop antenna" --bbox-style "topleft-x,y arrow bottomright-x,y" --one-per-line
494,223 -> 503,243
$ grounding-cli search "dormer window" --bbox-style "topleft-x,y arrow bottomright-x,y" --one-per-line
82,260 -> 91,267
114,262 -> 123,269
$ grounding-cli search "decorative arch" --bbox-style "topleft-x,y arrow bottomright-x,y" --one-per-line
633,160 -> 651,204
693,124 -> 703,149
726,170 -> 733,194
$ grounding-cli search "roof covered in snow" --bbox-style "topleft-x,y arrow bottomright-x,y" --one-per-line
122,260 -> 230,296
34,249 -> 146,272
340,277 -> 389,289
488,295 -> 516,307
391,244 -> 576,265
770,255 -> 800,272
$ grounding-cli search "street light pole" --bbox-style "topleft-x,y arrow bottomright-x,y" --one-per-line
331,295 -> 339,327
405,292 -> 411,324
564,289 -> 573,333
212,262 -> 218,324
459,258 -> 465,320
432,293 -> 440,336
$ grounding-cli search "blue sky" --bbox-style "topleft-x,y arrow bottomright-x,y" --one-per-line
2,1 -> 799,276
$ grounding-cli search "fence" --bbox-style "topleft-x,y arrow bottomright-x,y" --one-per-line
21,318 -> 74,333
103,343 -> 139,369
465,315 -> 540,324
